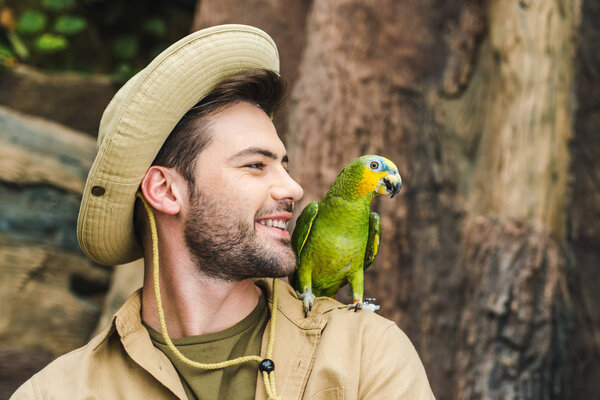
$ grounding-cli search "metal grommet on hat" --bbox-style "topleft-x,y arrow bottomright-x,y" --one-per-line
76,24 -> 280,266
91,186 -> 105,196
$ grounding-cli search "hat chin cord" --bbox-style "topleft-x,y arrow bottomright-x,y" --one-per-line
137,192 -> 282,400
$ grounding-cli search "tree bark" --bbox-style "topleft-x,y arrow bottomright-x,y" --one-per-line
436,0 -> 579,397
287,0 -> 465,395
192,0 -> 312,140
288,0 -> 580,398
454,218 -> 568,399
566,0 -> 600,397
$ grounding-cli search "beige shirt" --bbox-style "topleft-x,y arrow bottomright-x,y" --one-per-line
11,278 -> 435,400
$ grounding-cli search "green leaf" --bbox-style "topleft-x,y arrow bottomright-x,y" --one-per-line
35,33 -> 68,52
17,10 -> 47,34
113,62 -> 133,82
142,17 -> 166,37
0,44 -> 15,59
53,15 -> 87,35
112,36 -> 138,59
41,0 -> 75,11
7,32 -> 29,59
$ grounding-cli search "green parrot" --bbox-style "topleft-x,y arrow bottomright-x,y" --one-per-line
291,155 -> 402,317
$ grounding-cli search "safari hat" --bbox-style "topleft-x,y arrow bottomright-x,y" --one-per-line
77,24 -> 280,266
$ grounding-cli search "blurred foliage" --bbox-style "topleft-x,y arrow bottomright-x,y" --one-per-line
0,0 -> 196,81
54,15 -> 87,35
35,32 -> 67,52
17,10 -> 46,34
112,36 -> 138,60
41,0 -> 75,11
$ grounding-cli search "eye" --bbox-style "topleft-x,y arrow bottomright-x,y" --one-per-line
369,161 -> 380,170
245,162 -> 266,170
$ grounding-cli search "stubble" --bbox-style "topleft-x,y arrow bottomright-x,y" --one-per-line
183,189 -> 296,281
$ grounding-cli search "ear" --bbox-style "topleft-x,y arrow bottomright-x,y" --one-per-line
140,166 -> 185,215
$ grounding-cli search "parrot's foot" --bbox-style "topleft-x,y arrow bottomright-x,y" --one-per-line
296,289 -> 316,318
348,298 -> 380,313
348,300 -> 362,312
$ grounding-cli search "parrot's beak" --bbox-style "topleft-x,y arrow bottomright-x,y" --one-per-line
377,172 -> 402,198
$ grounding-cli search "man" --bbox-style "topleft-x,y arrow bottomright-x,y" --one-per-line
12,25 -> 434,399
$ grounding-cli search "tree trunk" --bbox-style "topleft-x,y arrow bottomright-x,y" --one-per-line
287,0 -> 580,398
287,0 -> 466,395
436,0 -> 579,398
566,0 -> 600,397
192,0 -> 312,140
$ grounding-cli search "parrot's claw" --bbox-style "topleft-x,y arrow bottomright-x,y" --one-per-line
348,301 -> 362,312
297,289 -> 316,318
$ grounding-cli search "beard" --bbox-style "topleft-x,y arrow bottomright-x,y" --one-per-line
183,188 -> 297,282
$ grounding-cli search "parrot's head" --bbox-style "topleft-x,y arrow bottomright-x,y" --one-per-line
341,155 -> 402,200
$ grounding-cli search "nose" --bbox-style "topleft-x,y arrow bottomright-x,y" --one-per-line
272,169 -> 304,203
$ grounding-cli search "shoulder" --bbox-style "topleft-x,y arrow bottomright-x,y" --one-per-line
318,297 -> 397,338
273,278 -> 401,344
308,297 -> 436,399
10,326 -> 115,399
313,296 -> 413,357
273,278 -> 422,367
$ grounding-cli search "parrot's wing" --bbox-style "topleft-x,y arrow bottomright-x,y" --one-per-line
291,201 -> 319,256
363,212 -> 381,271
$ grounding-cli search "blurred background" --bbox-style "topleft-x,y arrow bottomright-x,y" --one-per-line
0,0 -> 598,399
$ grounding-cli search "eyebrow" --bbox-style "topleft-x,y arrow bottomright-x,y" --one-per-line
229,147 -> 288,163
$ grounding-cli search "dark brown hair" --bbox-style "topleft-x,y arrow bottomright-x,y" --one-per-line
134,68 -> 286,243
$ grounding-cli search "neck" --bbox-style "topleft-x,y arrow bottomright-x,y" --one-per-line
140,231 -> 262,339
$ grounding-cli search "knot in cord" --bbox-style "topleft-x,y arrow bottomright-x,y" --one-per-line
137,192 -> 282,399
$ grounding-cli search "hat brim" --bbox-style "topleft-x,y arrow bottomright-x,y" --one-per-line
77,25 -> 280,265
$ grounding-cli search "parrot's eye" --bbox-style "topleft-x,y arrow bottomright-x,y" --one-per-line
369,161 -> 380,170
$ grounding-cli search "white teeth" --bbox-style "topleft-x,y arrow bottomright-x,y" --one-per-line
258,219 -> 288,229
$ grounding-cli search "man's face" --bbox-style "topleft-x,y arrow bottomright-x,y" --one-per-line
182,101 -> 304,281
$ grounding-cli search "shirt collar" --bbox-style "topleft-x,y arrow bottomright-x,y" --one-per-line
93,287 -> 143,351
94,288 -> 188,400
96,278 -> 336,346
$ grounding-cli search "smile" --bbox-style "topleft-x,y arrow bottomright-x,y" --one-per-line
255,213 -> 292,240
258,219 -> 289,229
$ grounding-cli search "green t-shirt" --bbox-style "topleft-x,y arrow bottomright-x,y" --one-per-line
144,295 -> 269,400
